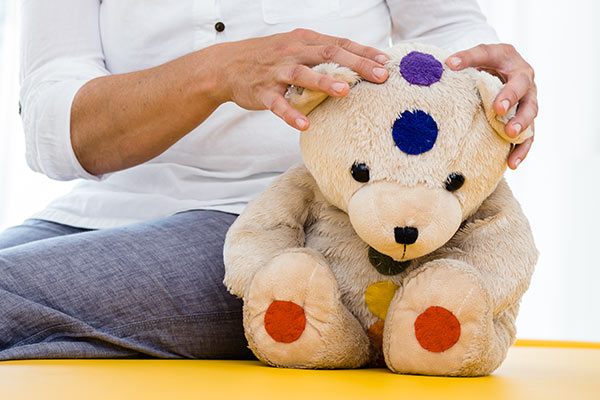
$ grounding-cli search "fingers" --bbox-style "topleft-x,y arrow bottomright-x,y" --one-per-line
262,90 -> 309,131
446,44 -> 493,71
303,44 -> 388,83
317,32 -> 389,64
446,43 -> 500,71
278,64 -> 350,97
505,90 -> 538,138
287,29 -> 388,83
508,136 -> 533,170
292,28 -> 388,65
493,70 -> 534,118
447,43 -> 538,164
447,43 -> 535,113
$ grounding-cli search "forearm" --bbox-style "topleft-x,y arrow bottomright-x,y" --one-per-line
70,29 -> 389,176
70,46 -> 225,175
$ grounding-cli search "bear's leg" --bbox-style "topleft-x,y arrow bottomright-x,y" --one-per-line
244,248 -> 371,368
383,259 -> 513,376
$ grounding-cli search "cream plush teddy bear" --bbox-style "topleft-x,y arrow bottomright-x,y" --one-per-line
223,43 -> 538,376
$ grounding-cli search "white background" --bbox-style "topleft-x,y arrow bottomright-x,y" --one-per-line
1,0 -> 599,342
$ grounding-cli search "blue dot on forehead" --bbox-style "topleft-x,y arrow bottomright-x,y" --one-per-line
400,51 -> 443,86
392,110 -> 438,155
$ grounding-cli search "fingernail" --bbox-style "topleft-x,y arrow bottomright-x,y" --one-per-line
331,82 -> 347,94
514,158 -> 521,168
501,99 -> 510,112
448,57 -> 461,68
373,67 -> 387,79
375,54 -> 389,64
296,118 -> 307,130
512,123 -> 522,136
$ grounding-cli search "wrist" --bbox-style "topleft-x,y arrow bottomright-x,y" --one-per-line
188,44 -> 230,107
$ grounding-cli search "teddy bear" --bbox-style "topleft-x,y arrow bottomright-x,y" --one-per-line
223,43 -> 538,376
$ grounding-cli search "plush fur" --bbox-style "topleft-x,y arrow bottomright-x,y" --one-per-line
223,43 -> 538,376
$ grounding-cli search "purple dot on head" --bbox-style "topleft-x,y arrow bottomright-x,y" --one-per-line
400,51 -> 444,86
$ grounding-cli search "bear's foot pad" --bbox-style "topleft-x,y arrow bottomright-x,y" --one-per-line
384,265 -> 492,375
244,250 -> 369,368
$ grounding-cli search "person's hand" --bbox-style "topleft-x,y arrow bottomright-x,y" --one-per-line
445,44 -> 537,169
208,29 -> 389,131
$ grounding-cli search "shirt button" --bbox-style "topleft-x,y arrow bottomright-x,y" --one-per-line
215,21 -> 225,32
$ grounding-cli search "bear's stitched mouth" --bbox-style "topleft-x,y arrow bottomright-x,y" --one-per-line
368,246 -> 412,276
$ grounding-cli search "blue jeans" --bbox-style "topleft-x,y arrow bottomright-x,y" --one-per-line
0,211 -> 253,360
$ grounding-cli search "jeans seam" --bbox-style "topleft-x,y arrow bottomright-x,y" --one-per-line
12,321 -> 85,348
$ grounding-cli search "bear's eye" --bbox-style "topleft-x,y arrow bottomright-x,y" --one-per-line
350,162 -> 370,183
445,173 -> 465,191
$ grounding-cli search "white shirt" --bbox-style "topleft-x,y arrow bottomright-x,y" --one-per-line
20,0 -> 498,229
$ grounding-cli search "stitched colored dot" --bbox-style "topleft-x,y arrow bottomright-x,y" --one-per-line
414,306 -> 461,353
367,321 -> 385,351
392,110 -> 438,155
368,246 -> 411,276
367,321 -> 387,367
400,51 -> 443,86
365,281 -> 400,320
264,300 -> 306,343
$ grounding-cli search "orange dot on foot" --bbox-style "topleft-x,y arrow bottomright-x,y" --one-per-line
414,306 -> 461,352
264,300 -> 306,343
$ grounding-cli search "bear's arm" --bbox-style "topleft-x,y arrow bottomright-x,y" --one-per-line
432,178 -> 538,314
223,164 -> 319,298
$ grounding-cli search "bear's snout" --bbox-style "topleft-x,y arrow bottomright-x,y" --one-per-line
348,181 -> 462,261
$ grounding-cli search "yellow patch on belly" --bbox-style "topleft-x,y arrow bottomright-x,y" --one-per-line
364,281 -> 400,320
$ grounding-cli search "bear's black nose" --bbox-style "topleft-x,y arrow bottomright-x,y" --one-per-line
394,226 -> 419,245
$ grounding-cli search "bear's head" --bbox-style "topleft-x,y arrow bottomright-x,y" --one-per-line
288,43 -> 532,262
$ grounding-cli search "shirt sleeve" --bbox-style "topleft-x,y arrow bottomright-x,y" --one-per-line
20,0 -> 109,181
386,0 -> 500,53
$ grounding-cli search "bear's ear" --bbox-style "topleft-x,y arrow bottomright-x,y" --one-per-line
476,71 -> 533,144
286,63 -> 360,115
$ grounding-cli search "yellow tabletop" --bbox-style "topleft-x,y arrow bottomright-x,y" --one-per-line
1,341 -> 599,400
